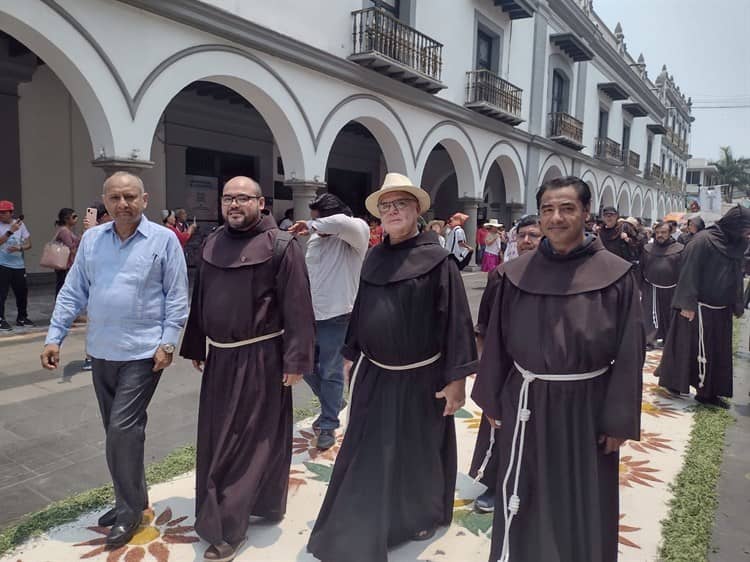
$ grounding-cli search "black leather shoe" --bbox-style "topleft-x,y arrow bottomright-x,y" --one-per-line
316,430 -> 336,451
97,507 -> 117,527
106,518 -> 140,548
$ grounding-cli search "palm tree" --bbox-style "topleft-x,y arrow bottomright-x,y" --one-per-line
713,146 -> 750,202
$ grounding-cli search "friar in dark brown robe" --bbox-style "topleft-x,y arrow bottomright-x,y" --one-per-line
599,206 -> 640,263
656,205 -> 750,407
469,214 -> 542,513
640,221 -> 684,346
180,177 -> 315,560
307,175 -> 478,562
474,177 -> 644,562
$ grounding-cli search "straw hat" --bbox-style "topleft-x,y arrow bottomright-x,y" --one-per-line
484,219 -> 504,229
365,173 -> 431,218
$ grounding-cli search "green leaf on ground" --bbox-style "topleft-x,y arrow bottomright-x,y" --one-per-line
453,507 -> 492,536
659,405 -> 733,561
454,408 -> 473,419
303,461 -> 333,483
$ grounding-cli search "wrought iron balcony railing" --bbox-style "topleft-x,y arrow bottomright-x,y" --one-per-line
548,112 -> 584,149
595,137 -> 623,162
646,163 -> 662,180
465,69 -> 523,124
627,150 -> 640,170
351,8 -> 443,82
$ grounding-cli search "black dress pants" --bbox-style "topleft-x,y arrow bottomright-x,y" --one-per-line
0,265 -> 28,320
92,358 -> 162,524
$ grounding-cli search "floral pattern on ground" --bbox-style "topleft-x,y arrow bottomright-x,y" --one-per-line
618,513 -> 641,551
628,430 -> 675,454
291,430 -> 342,461
643,382 -> 683,400
73,507 -> 198,561
455,408 -> 482,431
641,400 -> 682,418
619,456 -> 664,488
452,499 -> 492,537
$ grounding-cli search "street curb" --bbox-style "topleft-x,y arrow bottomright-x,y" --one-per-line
0,325 -> 85,347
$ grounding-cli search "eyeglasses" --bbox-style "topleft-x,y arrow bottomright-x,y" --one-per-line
221,195 -> 262,206
377,198 -> 416,214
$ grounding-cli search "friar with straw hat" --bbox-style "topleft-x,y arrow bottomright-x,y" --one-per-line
308,173 -> 478,562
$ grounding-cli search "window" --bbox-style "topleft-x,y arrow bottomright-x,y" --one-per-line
371,0 -> 400,17
476,29 -> 493,71
622,124 -> 631,154
646,137 -> 653,170
686,171 -> 699,185
551,71 -> 569,114
598,109 -> 609,139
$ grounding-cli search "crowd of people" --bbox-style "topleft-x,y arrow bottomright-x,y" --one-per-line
19,168 -> 746,562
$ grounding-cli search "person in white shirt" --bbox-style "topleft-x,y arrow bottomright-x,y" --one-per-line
445,212 -> 472,270
278,208 -> 294,231
0,200 -> 33,331
290,194 -> 370,450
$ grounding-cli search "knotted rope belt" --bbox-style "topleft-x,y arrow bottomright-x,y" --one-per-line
697,302 -> 726,388
497,361 -> 610,562
207,330 -> 284,349
345,351 -> 443,431
645,280 -> 677,330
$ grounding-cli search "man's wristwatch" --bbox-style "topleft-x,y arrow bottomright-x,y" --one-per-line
160,344 -> 176,354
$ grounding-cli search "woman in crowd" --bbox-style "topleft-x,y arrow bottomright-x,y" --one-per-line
162,209 -> 195,248
53,208 -> 79,296
427,219 -> 446,247
481,219 -> 503,272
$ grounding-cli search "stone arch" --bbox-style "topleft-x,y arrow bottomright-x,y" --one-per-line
480,141 -> 525,206
657,194 -> 666,220
416,122 -> 480,199
618,181 -> 632,216
599,178 -> 616,211
132,48 -> 314,179
0,2 -> 119,156
631,188 -> 643,218
315,95 -> 413,179
538,153 -> 568,187
643,190 -> 655,222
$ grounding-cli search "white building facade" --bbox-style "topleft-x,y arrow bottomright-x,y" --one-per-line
0,0 -> 692,273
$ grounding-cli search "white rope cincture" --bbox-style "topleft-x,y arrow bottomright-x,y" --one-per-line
343,352 -> 442,432
646,280 -> 677,330
497,362 -> 610,562
696,302 -> 726,389
207,330 -> 284,349
473,425 -> 496,483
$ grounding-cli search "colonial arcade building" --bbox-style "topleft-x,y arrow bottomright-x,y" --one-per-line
0,0 -> 691,273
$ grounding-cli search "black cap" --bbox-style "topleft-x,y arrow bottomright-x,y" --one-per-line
601,206 -> 618,215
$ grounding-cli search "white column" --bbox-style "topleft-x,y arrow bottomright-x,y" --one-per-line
286,179 -> 326,221
459,197 -> 482,271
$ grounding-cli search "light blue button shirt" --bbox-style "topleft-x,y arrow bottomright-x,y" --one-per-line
46,217 -> 189,361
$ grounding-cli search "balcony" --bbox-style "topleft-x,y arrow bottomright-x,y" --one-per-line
548,112 -> 584,150
465,70 -> 523,126
350,8 -> 445,93
646,163 -> 662,180
627,150 -> 641,172
494,0 -> 535,19
663,174 -> 684,192
595,137 -> 623,164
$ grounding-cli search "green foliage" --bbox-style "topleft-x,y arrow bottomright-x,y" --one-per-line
303,461 -> 333,483
659,406 -> 733,561
0,445 -> 197,557
452,507 -> 493,537
713,146 -> 750,203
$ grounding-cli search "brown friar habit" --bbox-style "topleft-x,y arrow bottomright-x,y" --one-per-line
469,267 -> 503,489
179,215 -> 315,546
640,238 -> 684,344
307,231 -> 478,562
473,234 -> 644,562
599,222 -> 639,262
656,206 -> 749,399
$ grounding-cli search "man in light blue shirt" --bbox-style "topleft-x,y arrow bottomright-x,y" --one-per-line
41,171 -> 188,548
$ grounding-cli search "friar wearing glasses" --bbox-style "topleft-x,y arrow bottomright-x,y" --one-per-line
308,173 -> 478,562
180,176 -> 315,561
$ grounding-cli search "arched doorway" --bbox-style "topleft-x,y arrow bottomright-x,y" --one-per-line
323,121 -> 386,218
482,155 -> 523,226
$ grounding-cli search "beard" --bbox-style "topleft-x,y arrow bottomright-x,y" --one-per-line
225,209 -> 260,230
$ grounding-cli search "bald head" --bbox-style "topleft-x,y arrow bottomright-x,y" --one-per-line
103,171 -> 144,195
224,176 -> 262,197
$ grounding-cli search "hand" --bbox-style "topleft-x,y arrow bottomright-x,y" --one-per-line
9,220 -> 21,233
598,434 -> 626,454
83,217 -> 94,230
288,221 -> 310,236
188,224 -> 197,234
152,347 -> 173,372
343,359 -> 353,383
680,309 -> 696,321
192,360 -> 204,372
283,373 -> 303,387
485,414 -> 502,428
435,379 -> 466,416
41,344 -> 60,370
5,246 -> 20,253
620,232 -> 629,241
